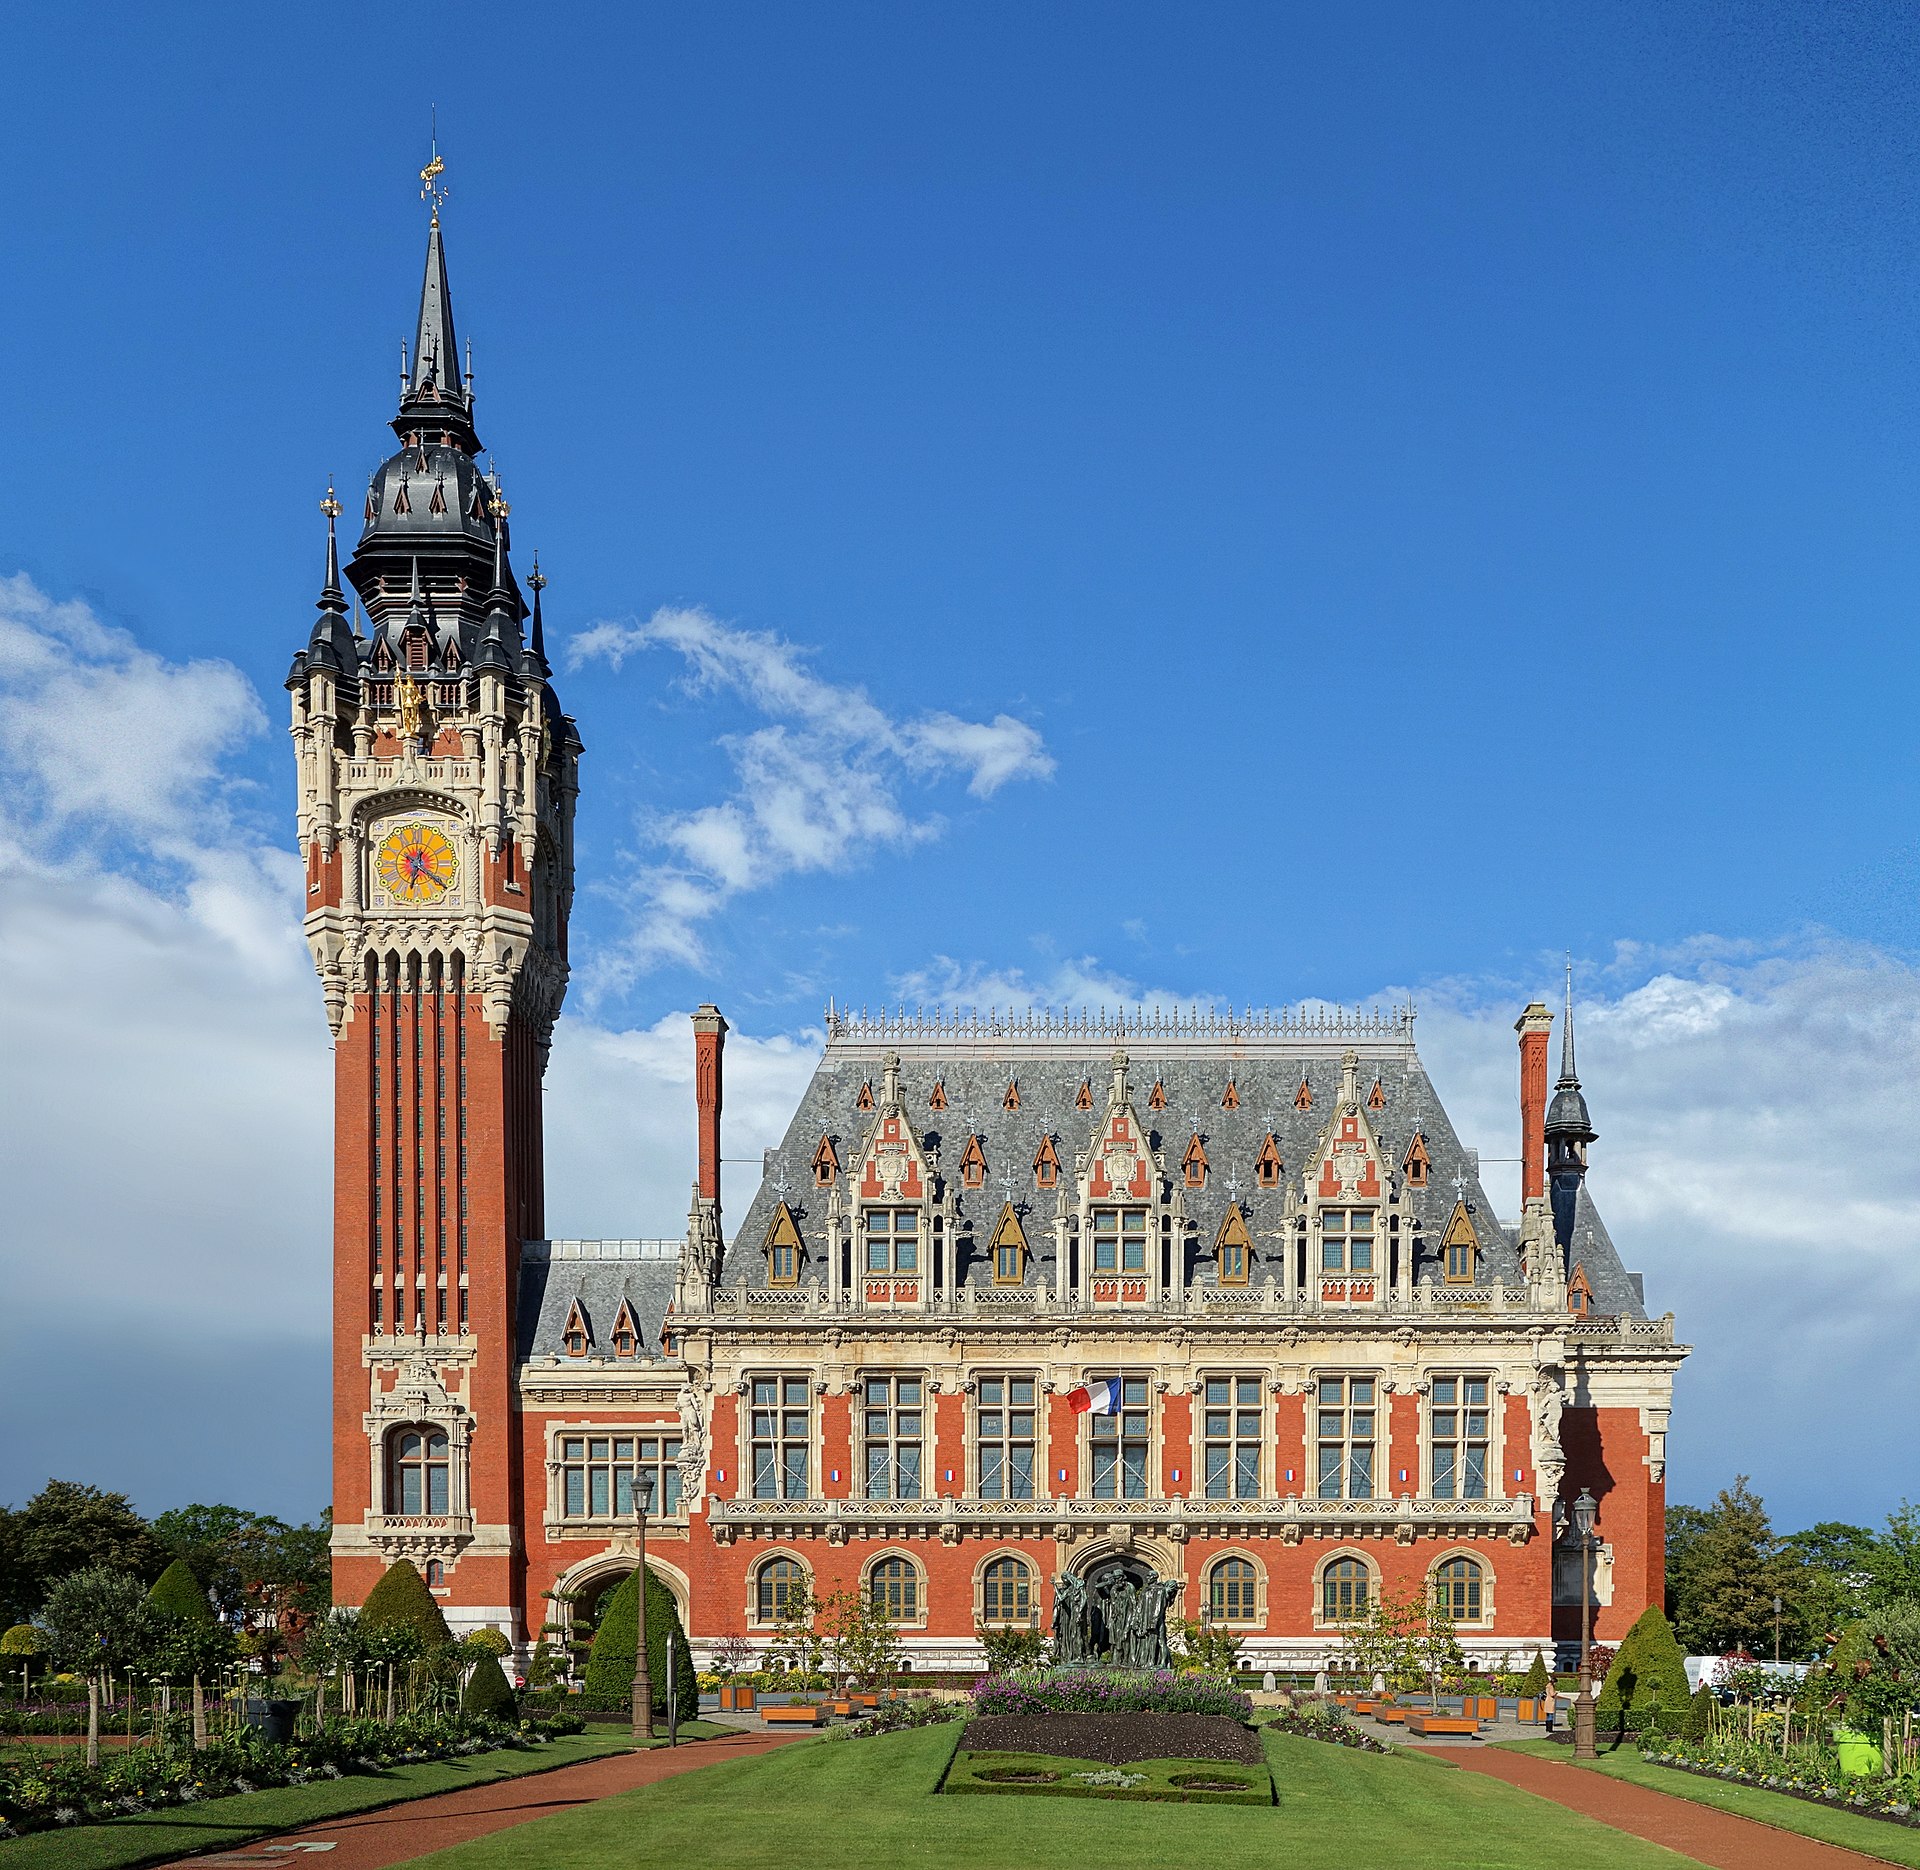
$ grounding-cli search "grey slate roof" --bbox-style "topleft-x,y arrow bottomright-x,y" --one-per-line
718,1016 -> 1648,1318
517,1245 -> 679,1363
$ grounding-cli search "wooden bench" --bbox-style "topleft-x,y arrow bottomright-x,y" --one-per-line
1403,1713 -> 1480,1737
763,1704 -> 828,1726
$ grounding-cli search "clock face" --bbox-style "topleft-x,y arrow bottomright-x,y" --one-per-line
374,822 -> 459,905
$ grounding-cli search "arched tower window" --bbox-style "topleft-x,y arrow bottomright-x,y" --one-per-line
387,1426 -> 449,1515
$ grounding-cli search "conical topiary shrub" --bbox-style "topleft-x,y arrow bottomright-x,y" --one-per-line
1683,1683 -> 1716,1739
147,1558 -> 217,1626
1595,1605 -> 1691,1732
461,1653 -> 518,1720
1521,1650 -> 1550,1697
581,1567 -> 697,1719
358,1560 -> 454,1648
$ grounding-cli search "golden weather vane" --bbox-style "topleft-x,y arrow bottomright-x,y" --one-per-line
319,479 -> 342,522
420,107 -> 448,226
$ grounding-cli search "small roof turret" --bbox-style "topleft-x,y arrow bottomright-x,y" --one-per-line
1544,958 -> 1595,1144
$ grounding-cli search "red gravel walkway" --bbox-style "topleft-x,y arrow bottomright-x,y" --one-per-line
1419,1745 -> 1889,1869
162,1729 -> 802,1870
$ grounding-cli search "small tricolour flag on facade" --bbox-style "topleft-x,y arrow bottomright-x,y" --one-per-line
1067,1377 -> 1120,1416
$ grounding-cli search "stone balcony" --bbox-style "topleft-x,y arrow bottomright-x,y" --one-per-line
363,1511 -> 475,1560
706,1491 -> 1537,1547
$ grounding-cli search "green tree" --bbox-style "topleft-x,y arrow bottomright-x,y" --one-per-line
147,1556 -> 216,1625
461,1652 -> 518,1719
1865,1502 -> 1920,1610
1777,1521 -> 1876,1657
1595,1604 -> 1692,1733
0,1506 -> 29,1626
821,1585 -> 903,1692
152,1504 -> 333,1625
581,1567 -> 697,1718
1521,1651 -> 1551,1697
1668,1477 -> 1789,1655
358,1559 -> 453,1647
42,1566 -> 161,1766
17,1481 -> 162,1611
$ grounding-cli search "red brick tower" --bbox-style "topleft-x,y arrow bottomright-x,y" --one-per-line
286,160 -> 580,1637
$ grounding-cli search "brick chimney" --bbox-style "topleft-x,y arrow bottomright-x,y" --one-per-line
1515,1002 -> 1553,1203
693,1004 -> 727,1204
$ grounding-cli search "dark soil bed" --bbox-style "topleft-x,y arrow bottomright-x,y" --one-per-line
960,1713 -> 1262,1766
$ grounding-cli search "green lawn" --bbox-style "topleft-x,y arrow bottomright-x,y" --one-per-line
1502,1737 -> 1920,1869
0,1728 -> 728,1870
400,1723 -> 1683,1870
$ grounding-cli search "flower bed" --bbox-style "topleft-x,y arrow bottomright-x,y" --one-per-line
0,1710 -> 584,1838
1640,1736 -> 1920,1829
830,1699 -> 968,1740
972,1669 -> 1252,1721
1260,1703 -> 1394,1754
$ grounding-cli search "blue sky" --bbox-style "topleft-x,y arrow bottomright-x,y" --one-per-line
2,2 -> 1917,1535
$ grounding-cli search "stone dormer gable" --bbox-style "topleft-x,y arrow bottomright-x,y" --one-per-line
1307,1054 -> 1388,1205
1082,1050 -> 1156,1201
855,1053 -> 930,1204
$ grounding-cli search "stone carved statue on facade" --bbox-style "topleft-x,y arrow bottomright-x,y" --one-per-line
1531,1373 -> 1567,1496
675,1387 -> 707,1510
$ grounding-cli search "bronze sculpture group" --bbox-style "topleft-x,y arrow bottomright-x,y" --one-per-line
1050,1568 -> 1184,1669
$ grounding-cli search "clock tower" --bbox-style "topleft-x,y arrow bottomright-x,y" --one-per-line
286,164 -> 581,1635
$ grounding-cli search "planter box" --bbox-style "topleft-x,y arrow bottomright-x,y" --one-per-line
1516,1697 -> 1541,1723
763,1703 -> 827,1726
851,1692 -> 880,1708
734,1686 -> 756,1710
718,1685 -> 737,1710
1467,1696 -> 1499,1721
830,1700 -> 854,1717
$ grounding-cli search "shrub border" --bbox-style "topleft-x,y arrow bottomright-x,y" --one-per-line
1638,1749 -> 1920,1832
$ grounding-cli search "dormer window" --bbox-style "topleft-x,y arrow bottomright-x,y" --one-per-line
856,1081 -> 875,1112
1182,1134 -> 1208,1189
1254,1134 -> 1284,1190
1216,1205 -> 1252,1286
1221,1081 -> 1240,1110
990,1204 -> 1026,1286
960,1135 -> 988,1190
1147,1080 -> 1167,1111
1320,1208 -> 1374,1275
811,1135 -> 839,1188
1441,1201 -> 1477,1285
765,1203 -> 803,1287
561,1299 -> 591,1358
1568,1262 -> 1594,1317
1003,1080 -> 1021,1112
1091,1207 -> 1147,1273
929,1080 -> 947,1111
865,1207 -> 919,1275
1033,1135 -> 1060,1190
1075,1080 -> 1094,1111
1368,1078 -> 1386,1111
1403,1132 -> 1432,1189
610,1299 -> 640,1359
1295,1077 -> 1314,1112
406,635 -> 430,672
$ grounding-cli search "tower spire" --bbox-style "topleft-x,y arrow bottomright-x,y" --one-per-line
1558,952 -> 1579,1088
393,131 -> 479,455
527,553 -> 548,665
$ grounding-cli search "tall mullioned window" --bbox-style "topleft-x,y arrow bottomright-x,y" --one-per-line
865,1208 -> 920,1275
559,1433 -> 682,1519
1089,1375 -> 1151,1499
1429,1376 -> 1490,1500
1320,1208 -> 1375,1275
1315,1375 -> 1376,1500
387,1427 -> 449,1516
751,1375 -> 811,1500
1204,1376 -> 1262,1499
1091,1208 -> 1148,1273
976,1376 -> 1036,1500
982,1555 -> 1033,1623
1322,1556 -> 1373,1622
862,1374 -> 924,1500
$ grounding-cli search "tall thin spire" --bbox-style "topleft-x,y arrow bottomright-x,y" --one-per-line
527,553 -> 548,664
1558,952 -> 1579,1087
394,130 -> 479,454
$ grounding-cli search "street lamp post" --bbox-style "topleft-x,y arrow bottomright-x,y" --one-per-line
630,1476 -> 654,1742
1570,1488 -> 1599,1761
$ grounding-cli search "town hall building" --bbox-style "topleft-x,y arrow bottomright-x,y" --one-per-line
287,183 -> 1687,1674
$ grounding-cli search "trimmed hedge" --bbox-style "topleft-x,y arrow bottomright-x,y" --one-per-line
147,1557 -> 217,1625
358,1559 -> 453,1648
1596,1605 -> 1691,1732
1521,1651 -> 1551,1697
461,1655 -> 518,1719
581,1568 -> 697,1720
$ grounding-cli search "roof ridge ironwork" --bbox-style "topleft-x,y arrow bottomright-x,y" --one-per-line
821,1001 -> 1416,1044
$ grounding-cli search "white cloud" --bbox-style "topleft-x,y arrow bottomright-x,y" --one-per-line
568,606 -> 1053,985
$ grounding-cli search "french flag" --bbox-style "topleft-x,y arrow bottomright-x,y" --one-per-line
1067,1377 -> 1120,1416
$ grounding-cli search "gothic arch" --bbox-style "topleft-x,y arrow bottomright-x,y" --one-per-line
551,1549 -> 691,1635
